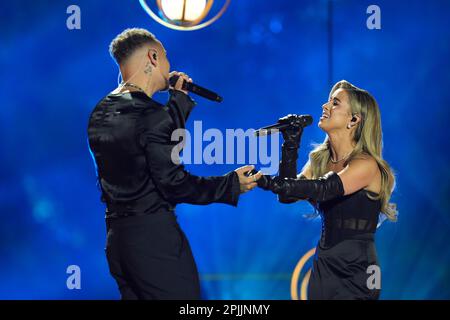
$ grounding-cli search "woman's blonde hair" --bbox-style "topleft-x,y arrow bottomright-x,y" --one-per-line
303,80 -> 397,221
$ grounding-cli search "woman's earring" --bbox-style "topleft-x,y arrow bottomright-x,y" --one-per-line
347,124 -> 351,129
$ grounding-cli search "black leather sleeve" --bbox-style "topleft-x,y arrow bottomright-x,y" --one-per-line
167,89 -> 196,129
259,171 -> 344,202
278,126 -> 303,203
138,97 -> 241,207
278,143 -> 300,203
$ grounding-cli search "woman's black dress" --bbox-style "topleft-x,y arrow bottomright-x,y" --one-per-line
308,188 -> 382,300
271,127 -> 383,300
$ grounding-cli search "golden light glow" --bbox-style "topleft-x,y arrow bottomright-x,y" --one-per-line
290,247 -> 316,300
300,269 -> 312,300
160,0 -> 207,22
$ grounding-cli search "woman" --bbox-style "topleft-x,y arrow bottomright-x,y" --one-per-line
258,80 -> 397,300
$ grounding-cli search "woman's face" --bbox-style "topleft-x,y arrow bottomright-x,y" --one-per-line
318,88 -> 352,132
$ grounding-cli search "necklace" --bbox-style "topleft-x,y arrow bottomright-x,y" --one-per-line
120,82 -> 146,93
330,150 -> 353,163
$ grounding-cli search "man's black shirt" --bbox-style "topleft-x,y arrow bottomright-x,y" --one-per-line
87,90 -> 240,217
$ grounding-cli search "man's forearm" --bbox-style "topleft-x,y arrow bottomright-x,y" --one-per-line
156,170 -> 241,206
167,89 -> 196,126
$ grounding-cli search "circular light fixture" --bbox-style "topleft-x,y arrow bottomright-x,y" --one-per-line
139,0 -> 231,31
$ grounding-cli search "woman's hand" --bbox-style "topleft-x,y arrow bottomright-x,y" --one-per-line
278,115 -> 303,148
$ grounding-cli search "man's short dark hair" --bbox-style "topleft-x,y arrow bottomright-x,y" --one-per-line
109,28 -> 159,65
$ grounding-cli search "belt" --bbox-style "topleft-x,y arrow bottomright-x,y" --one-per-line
319,232 -> 375,250
105,207 -> 174,220
349,233 -> 375,241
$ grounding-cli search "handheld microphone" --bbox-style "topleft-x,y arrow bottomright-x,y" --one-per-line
255,114 -> 313,136
169,75 -> 223,103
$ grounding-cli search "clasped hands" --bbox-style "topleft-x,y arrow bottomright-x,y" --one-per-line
234,166 -> 289,195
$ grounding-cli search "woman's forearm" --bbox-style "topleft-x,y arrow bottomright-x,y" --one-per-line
259,171 -> 345,203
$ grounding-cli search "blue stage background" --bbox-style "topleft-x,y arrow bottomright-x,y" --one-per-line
1,0 -> 449,299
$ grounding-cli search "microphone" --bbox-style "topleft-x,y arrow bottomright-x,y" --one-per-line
169,75 -> 223,103
255,114 -> 313,136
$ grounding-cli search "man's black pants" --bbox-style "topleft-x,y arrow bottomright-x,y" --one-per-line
105,211 -> 200,300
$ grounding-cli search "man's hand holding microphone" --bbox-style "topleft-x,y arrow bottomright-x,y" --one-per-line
169,71 -> 192,95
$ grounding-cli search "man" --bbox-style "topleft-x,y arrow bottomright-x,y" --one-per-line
87,28 -> 261,299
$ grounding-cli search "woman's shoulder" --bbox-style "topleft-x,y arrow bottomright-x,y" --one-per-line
347,152 -> 382,194
348,152 -> 377,166
344,152 -> 380,179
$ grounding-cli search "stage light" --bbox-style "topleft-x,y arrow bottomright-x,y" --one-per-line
139,0 -> 231,31
160,0 -> 207,22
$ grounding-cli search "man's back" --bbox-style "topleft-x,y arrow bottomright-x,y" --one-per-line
88,89 -> 241,218
87,91 -> 175,216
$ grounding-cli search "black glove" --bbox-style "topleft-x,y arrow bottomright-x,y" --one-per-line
257,171 -> 344,203
278,114 -> 303,149
277,115 -> 304,203
278,115 -> 304,176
